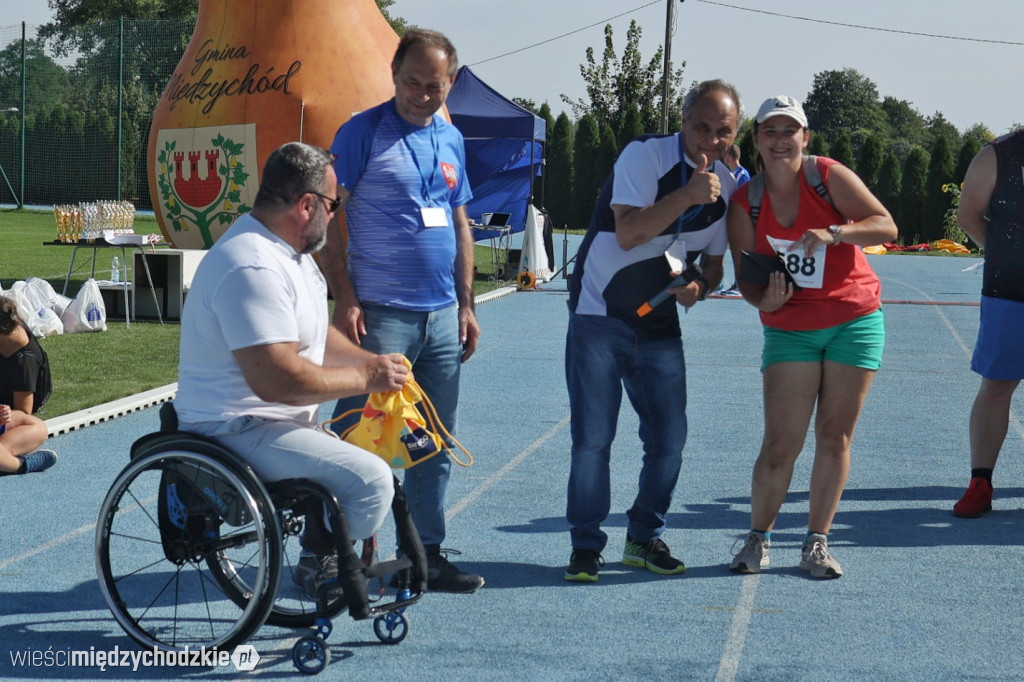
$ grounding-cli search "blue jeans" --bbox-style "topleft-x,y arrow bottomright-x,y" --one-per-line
565,313 -> 688,553
331,303 -> 461,547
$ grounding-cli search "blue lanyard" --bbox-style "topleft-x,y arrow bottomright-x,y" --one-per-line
674,134 -> 706,236
401,117 -> 440,207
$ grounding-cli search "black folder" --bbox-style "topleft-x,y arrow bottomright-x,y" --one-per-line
739,249 -> 802,290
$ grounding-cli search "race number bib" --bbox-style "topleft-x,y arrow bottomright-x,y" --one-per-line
766,236 -> 827,289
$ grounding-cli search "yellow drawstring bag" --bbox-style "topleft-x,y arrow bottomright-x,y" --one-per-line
323,357 -> 472,470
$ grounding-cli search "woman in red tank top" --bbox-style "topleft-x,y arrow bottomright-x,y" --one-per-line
724,96 -> 897,579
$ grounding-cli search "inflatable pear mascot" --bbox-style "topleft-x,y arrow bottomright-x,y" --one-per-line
148,0 -> 399,249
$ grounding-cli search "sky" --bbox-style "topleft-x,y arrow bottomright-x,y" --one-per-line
1,0 -> 1021,136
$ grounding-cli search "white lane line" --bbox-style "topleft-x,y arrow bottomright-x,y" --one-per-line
446,415 -> 570,521
714,574 -> 760,682
0,522 -> 95,572
9,413 -> 569,571
886,276 -> 1024,444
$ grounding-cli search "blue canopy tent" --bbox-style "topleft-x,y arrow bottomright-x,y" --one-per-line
446,66 -> 546,242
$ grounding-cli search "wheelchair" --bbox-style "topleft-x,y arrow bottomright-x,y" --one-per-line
94,404 -> 427,674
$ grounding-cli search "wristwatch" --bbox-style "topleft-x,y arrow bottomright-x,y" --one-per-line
827,224 -> 842,245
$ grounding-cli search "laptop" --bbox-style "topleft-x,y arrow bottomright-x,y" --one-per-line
485,212 -> 512,227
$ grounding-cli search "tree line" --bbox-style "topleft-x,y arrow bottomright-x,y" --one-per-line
0,0 -> 403,208
4,3 -> 1014,249
523,31 -> 1013,248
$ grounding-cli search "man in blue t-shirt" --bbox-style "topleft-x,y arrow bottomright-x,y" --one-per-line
320,28 -> 483,593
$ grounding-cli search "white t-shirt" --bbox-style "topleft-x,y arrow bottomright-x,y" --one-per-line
175,213 -> 328,425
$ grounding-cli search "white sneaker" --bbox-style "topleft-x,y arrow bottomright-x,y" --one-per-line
799,533 -> 843,579
730,532 -> 770,574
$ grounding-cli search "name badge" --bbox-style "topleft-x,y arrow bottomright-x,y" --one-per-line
664,238 -> 688,274
421,206 -> 448,227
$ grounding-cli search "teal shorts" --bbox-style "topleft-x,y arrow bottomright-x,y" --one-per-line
762,308 -> 885,371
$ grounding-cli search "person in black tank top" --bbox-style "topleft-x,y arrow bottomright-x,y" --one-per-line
953,129 -> 1024,518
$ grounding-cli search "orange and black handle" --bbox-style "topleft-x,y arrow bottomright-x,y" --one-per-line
636,264 -> 703,318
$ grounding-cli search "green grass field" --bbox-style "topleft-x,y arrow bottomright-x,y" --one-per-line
0,209 -> 510,419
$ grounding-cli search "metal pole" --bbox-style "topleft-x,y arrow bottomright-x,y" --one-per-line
117,16 -> 124,200
0,107 -> 19,205
527,137 -> 535,224
660,0 -> 675,134
18,22 -> 25,207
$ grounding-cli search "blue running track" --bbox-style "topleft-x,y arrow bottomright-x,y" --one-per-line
2,250 -> 1022,681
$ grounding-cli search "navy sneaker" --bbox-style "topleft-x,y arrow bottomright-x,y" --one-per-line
21,449 -> 58,473
1,449 -> 58,476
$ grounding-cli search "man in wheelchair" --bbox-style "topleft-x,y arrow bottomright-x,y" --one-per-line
173,142 -> 414,603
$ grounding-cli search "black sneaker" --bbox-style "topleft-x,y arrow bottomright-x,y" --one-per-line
425,545 -> 484,593
622,535 -> 686,575
564,548 -> 604,582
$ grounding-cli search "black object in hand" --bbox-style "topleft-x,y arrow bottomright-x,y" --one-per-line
739,250 -> 802,290
636,264 -> 703,317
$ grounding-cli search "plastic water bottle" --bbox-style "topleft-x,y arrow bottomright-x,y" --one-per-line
111,256 -> 120,283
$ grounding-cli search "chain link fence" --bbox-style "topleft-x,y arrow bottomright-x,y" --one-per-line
0,17 -> 194,210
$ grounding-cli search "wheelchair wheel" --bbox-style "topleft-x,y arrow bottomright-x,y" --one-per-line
373,611 -> 409,644
95,449 -> 281,651
209,505 -> 347,628
292,635 -> 330,674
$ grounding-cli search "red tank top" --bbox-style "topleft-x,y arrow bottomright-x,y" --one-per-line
732,157 -> 881,331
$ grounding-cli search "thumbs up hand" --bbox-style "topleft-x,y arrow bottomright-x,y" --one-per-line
684,153 -> 722,207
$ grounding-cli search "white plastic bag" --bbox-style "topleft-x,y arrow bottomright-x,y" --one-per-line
9,281 -> 64,337
25,276 -> 72,317
61,278 -> 107,333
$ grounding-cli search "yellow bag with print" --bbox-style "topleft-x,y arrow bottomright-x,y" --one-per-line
325,359 -> 472,470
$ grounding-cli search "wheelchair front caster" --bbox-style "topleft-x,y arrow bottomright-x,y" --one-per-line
373,612 -> 409,644
292,636 -> 330,674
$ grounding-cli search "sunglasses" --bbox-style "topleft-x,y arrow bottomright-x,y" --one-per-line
307,190 -> 342,214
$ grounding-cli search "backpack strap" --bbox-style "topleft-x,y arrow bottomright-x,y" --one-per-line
802,155 -> 836,212
746,173 -> 765,224
745,155 -> 838,226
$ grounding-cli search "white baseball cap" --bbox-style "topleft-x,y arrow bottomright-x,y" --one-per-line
755,95 -> 808,129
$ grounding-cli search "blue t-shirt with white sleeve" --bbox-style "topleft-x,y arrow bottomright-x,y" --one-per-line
330,99 -> 472,311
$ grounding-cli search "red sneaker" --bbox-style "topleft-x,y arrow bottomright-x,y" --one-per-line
953,477 -> 993,518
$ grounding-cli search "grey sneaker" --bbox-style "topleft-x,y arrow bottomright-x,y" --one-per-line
730,532 -> 770,574
311,554 -> 345,598
799,533 -> 843,579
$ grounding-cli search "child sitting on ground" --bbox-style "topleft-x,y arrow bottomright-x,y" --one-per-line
0,296 -> 57,475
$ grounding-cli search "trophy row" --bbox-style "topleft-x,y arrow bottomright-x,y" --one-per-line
54,201 -> 137,243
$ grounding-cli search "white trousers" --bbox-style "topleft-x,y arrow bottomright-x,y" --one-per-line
182,415 -> 394,541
